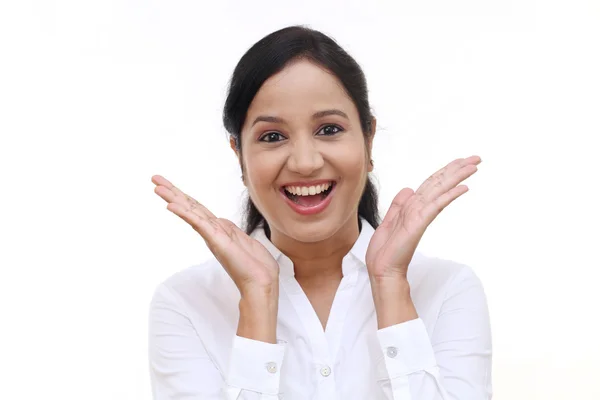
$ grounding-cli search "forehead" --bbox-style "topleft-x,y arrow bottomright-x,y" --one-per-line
246,60 -> 356,119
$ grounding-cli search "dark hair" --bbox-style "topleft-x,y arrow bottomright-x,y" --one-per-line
222,25 -> 380,236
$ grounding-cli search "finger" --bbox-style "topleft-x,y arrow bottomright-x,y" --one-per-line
416,155 -> 481,197
381,188 -> 414,227
152,175 -> 194,202
418,160 -> 479,203
428,164 -> 477,203
151,174 -> 171,187
421,184 -> 469,224
166,202 -> 239,246
153,176 -> 216,220
155,185 -> 216,220
415,158 -> 462,196
166,202 -> 225,244
152,175 -> 192,201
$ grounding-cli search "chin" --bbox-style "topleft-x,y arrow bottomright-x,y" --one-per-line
284,220 -> 337,243
273,210 -> 356,244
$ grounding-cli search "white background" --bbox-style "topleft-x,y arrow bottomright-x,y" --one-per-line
1,1 -> 599,399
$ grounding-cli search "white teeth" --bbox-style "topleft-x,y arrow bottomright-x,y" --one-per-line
284,182 -> 333,196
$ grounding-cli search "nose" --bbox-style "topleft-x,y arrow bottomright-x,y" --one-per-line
286,136 -> 324,176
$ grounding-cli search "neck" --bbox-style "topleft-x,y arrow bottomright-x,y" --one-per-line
270,215 -> 361,283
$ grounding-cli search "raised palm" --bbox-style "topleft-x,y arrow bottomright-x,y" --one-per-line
151,175 -> 279,294
366,156 -> 481,280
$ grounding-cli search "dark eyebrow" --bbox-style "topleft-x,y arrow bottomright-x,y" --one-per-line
312,109 -> 349,120
251,109 -> 349,127
251,115 -> 284,127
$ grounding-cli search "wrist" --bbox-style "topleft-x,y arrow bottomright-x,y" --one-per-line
370,275 -> 410,297
370,277 -> 418,329
237,291 -> 279,344
240,279 -> 279,299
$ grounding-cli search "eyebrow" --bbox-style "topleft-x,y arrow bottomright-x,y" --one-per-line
251,109 -> 349,127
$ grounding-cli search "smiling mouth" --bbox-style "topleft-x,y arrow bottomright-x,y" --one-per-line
282,182 -> 336,206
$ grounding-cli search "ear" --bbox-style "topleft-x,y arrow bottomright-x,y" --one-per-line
230,136 -> 240,160
367,117 -> 377,172
230,136 -> 246,186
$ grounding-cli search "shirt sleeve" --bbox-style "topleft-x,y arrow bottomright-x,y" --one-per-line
373,266 -> 492,399
148,284 -> 287,400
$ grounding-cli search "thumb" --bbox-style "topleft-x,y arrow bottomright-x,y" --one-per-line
381,188 -> 414,227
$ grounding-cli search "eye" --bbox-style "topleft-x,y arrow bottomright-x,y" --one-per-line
316,124 -> 344,136
259,132 -> 286,143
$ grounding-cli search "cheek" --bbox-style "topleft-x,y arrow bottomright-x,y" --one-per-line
346,160 -> 368,191
243,153 -> 281,192
329,141 -> 368,177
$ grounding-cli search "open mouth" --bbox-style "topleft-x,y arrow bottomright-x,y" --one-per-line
282,181 -> 336,207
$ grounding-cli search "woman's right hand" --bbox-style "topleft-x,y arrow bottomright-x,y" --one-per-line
151,175 -> 280,298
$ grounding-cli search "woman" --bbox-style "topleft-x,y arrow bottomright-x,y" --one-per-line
149,25 -> 492,399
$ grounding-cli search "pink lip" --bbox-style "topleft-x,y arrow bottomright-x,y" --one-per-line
279,183 -> 336,216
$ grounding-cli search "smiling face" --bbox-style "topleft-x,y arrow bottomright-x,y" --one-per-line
235,59 -> 375,244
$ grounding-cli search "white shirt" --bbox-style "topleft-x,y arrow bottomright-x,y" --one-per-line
148,219 -> 492,399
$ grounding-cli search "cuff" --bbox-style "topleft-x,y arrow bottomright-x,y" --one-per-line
375,318 -> 437,380
226,335 -> 287,395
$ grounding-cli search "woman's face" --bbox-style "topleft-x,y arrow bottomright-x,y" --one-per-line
236,59 -> 375,243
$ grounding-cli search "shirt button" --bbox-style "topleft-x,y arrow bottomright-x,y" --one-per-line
266,362 -> 278,373
320,366 -> 331,377
386,346 -> 398,358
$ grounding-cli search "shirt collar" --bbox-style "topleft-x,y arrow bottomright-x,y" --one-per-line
250,217 -> 375,277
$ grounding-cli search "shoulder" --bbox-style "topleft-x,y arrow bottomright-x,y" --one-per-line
409,252 -> 482,288
150,257 -> 240,317
408,252 -> 486,309
148,259 -> 241,374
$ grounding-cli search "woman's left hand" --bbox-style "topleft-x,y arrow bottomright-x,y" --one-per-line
366,156 -> 481,283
